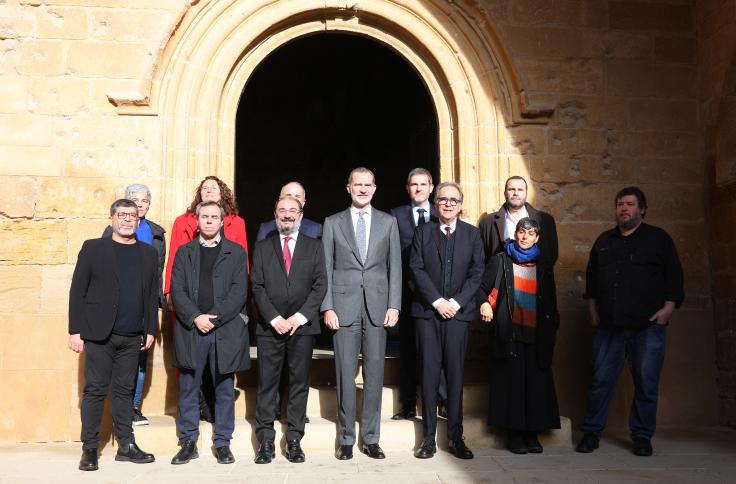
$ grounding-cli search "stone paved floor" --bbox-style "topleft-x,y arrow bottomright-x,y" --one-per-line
1,427 -> 734,483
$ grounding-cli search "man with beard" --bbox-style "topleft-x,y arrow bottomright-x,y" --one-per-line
321,167 -> 402,460
576,187 -> 684,457
479,176 -> 558,265
69,199 -> 158,471
251,196 -> 327,464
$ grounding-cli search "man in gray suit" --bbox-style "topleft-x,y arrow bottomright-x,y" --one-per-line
322,167 -> 402,461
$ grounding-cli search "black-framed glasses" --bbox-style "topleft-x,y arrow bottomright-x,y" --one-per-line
436,197 -> 461,206
276,208 -> 302,216
115,212 -> 139,220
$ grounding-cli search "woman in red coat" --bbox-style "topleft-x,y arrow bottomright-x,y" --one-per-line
165,175 -> 248,295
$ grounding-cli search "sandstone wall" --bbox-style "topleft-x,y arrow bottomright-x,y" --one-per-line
0,0 -> 723,442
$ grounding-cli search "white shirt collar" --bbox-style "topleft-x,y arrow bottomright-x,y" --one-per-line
279,231 -> 299,243
199,232 -> 221,247
439,219 -> 458,233
350,205 -> 372,217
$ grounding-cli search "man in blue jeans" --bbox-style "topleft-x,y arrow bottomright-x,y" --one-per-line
576,187 -> 684,457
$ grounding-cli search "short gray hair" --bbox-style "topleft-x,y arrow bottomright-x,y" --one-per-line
125,183 -> 151,200
347,167 -> 376,185
406,167 -> 433,185
434,182 -> 464,203
195,200 -> 225,218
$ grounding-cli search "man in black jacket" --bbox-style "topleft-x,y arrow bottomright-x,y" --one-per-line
576,187 -> 684,457
478,176 -> 558,265
68,199 -> 158,471
251,196 -> 327,464
170,201 -> 250,465
102,183 -> 166,425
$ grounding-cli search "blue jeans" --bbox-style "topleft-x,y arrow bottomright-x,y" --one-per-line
132,350 -> 147,409
581,324 -> 667,440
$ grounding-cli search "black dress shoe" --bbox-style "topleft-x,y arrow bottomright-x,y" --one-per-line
575,432 -> 600,453
305,415 -> 310,424
216,446 -> 235,464
255,441 -> 275,464
286,439 -> 305,463
391,407 -> 417,420
362,443 -> 386,459
415,438 -> 436,459
115,442 -> 155,464
507,431 -> 528,454
632,437 -> 653,456
336,445 -> 353,460
448,438 -> 474,459
79,448 -> 98,471
171,440 -> 198,465
525,432 -> 543,453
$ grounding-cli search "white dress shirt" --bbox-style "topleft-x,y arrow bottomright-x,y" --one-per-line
432,219 -> 461,312
350,205 -> 372,257
270,231 -> 308,328
504,205 -> 529,242
412,202 -> 431,226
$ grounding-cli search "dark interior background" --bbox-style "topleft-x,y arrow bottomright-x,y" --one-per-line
235,33 -> 439,251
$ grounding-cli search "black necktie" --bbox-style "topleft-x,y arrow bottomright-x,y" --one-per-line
417,208 -> 426,226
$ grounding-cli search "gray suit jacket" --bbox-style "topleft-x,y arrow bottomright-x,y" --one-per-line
320,207 -> 402,326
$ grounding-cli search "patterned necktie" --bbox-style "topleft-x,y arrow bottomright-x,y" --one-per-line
417,208 -> 426,226
445,226 -> 452,238
283,236 -> 292,275
356,211 -> 367,263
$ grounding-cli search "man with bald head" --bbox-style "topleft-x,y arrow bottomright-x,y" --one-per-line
256,182 -> 322,241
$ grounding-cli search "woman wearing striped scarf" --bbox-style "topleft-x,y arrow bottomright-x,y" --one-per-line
477,217 -> 560,454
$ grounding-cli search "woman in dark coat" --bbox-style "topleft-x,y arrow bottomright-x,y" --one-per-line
477,217 -> 560,454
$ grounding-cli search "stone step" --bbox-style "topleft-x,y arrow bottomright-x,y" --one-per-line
132,415 -> 572,457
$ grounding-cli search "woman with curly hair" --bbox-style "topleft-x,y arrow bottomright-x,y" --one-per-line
164,175 -> 248,295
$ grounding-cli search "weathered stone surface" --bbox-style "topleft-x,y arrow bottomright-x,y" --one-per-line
36,177 -> 120,218
66,41 -> 152,78
0,6 -> 37,39
655,35 -> 697,64
0,265 -> 41,313
629,99 -> 698,131
0,176 -> 37,218
0,76 -> 29,114
609,1 -> 694,33
532,153 -> 634,183
0,219 -> 67,264
28,77 -> 90,116
90,10 -> 174,42
39,264 -> 74,315
504,26 -> 592,58
607,61 -> 697,98
62,148 -> 162,178
17,40 -> 66,76
66,218 -> 108,263
0,114 -> 55,147
37,6 -> 88,40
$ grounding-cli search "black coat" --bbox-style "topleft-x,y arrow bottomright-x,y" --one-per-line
477,252 -> 559,368
69,237 -> 159,340
170,238 -> 250,373
103,219 -> 166,308
251,233 -> 328,336
479,203 -> 558,266
409,220 -> 485,321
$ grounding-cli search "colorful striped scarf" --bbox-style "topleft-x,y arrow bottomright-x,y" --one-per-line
512,262 -> 537,343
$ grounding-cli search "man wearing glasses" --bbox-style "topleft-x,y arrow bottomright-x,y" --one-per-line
409,182 -> 484,459
69,199 -> 159,471
102,184 -> 166,426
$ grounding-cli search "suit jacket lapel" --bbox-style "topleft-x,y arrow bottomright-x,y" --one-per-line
104,237 -> 121,291
495,210 -> 506,243
270,234 -> 288,277
432,223 -> 443,261
366,210 -> 382,263
337,208 -> 362,264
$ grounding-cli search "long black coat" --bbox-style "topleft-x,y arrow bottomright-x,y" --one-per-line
170,238 -> 250,373
477,252 -> 559,369
250,233 -> 327,336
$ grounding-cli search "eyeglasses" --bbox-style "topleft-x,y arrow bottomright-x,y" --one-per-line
115,212 -> 139,220
436,197 -> 461,206
276,208 -> 302,215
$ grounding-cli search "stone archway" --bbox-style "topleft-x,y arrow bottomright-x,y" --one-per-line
107,0 -> 549,230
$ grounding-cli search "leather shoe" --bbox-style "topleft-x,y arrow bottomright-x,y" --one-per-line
507,431 -> 528,454
255,441 -> 275,464
286,439 -> 305,463
171,440 -> 198,464
215,446 -> 235,464
362,443 -> 386,459
525,432 -> 543,454
415,438 -> 436,459
392,406 -> 417,420
336,445 -> 353,460
575,432 -> 600,453
115,442 -> 155,464
632,437 -> 653,456
448,438 -> 474,459
79,448 -> 98,471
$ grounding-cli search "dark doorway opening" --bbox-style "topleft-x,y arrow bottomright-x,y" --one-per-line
235,33 -> 439,250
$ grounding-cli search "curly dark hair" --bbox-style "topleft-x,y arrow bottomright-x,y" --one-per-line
186,175 -> 239,215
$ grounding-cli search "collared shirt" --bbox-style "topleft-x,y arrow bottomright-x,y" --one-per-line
270,231 -> 307,328
198,232 -> 221,247
504,205 -> 529,241
412,202 -> 431,226
584,222 -> 684,329
350,205 -> 372,254
433,219 -> 461,311
439,219 -> 457,236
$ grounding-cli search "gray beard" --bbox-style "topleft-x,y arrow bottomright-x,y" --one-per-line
277,220 -> 301,236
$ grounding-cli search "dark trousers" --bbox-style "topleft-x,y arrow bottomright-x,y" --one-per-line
177,331 -> 235,448
398,310 -> 448,408
81,333 -> 140,450
581,324 -> 667,440
416,316 -> 468,440
256,334 -> 314,442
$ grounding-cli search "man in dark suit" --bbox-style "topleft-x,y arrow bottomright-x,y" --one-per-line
321,167 -> 402,460
389,168 -> 446,420
251,196 -> 327,464
478,176 -> 558,265
68,199 -> 158,471
170,201 -> 250,466
410,182 -> 484,460
256,181 -> 322,241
